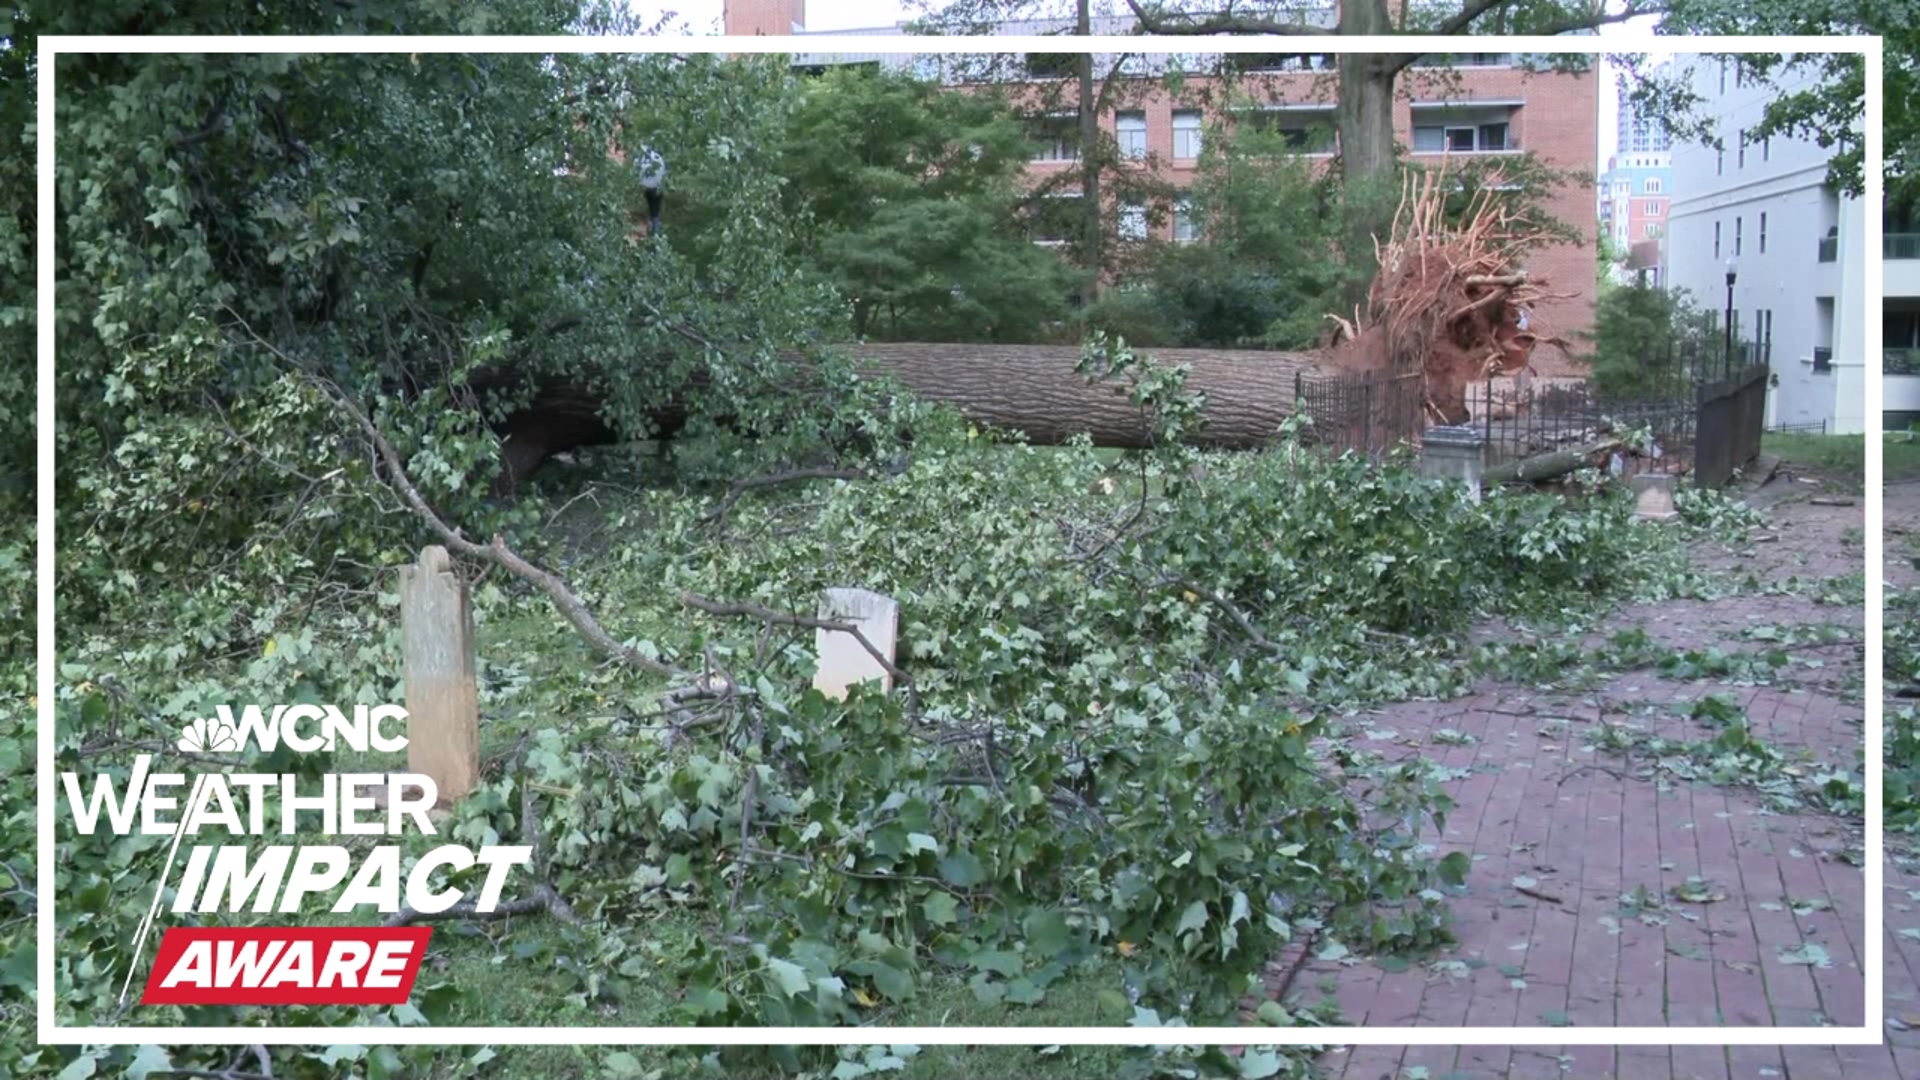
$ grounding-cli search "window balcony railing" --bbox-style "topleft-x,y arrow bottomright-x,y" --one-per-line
1888,233 -> 1920,259
1817,235 -> 1838,262
1887,348 -> 1920,375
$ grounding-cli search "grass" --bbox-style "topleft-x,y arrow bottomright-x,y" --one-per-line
1759,432 -> 1920,490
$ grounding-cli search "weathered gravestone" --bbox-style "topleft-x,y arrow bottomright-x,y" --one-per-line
1420,424 -> 1487,503
812,588 -> 899,701
400,545 -> 480,806
1631,473 -> 1680,522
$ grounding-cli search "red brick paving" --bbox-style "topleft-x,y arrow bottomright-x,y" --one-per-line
1302,483 -> 1892,1078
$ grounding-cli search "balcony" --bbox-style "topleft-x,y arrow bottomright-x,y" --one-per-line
1888,348 -> 1920,375
1889,234 -> 1920,259
1817,235 -> 1837,262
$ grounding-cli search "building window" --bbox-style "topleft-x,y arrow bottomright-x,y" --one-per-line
1759,212 -> 1767,253
1118,202 -> 1148,241
1714,221 -> 1722,258
1030,192 -> 1083,245
1645,200 -> 1660,216
1172,110 -> 1202,161
1646,223 -> 1658,237
1734,215 -> 1743,256
1737,129 -> 1745,168
1031,115 -> 1079,162
1644,177 -> 1662,194
1763,136 -> 1771,161
1244,108 -> 1338,154
1116,112 -> 1148,160
1172,198 -> 1197,243
1719,59 -> 1728,94
1717,147 -> 1724,175
1412,122 -> 1510,153
1026,53 -> 1076,79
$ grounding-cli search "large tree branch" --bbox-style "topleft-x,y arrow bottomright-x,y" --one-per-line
227,315 -> 685,679
1381,3 -> 1657,77
1433,0 -> 1518,36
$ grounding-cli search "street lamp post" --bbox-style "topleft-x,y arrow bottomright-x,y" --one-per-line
1723,258 -> 1738,373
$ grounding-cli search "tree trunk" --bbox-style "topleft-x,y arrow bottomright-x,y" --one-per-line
852,342 -> 1330,448
1076,0 -> 1102,305
1336,0 -> 1399,315
1484,438 -> 1624,485
487,342 -> 1381,488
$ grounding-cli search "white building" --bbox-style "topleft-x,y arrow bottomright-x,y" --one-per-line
1664,56 -> 1867,434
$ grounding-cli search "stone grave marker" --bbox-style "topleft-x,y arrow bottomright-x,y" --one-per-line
400,545 -> 480,806
813,588 -> 899,701
1631,473 -> 1680,522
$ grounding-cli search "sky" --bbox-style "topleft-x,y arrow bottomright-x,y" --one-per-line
627,2 -> 1674,170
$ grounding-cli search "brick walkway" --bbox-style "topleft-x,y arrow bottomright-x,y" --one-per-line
1300,477 -> 1891,1078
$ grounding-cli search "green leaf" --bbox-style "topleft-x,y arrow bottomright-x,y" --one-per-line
603,1051 -> 647,1078
1005,977 -> 1045,1005
939,851 -> 987,887
922,892 -> 960,926
766,958 -> 813,998
905,832 -> 940,855
971,949 -> 1023,977
126,1048 -> 173,1080
1023,909 -> 1072,958
1255,1000 -> 1291,1026
850,960 -> 916,1002
1241,1049 -> 1284,1078
1176,899 -> 1210,935
1437,850 -> 1471,887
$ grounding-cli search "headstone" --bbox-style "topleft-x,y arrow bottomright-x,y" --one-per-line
813,588 -> 899,701
1631,473 -> 1680,522
1421,425 -> 1487,503
400,546 -> 480,806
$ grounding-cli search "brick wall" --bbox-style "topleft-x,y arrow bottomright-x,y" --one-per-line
723,0 -> 803,35
1008,66 -> 1598,368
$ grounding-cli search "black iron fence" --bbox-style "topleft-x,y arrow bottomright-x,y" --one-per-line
1291,367 -> 1426,459
1477,378 -> 1696,481
1695,362 -> 1770,487
1475,340 -> 1772,487
1280,338 -> 1773,488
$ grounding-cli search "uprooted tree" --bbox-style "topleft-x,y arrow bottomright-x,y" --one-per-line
490,163 -> 1570,476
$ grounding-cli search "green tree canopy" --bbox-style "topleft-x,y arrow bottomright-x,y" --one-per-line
771,66 -> 1084,341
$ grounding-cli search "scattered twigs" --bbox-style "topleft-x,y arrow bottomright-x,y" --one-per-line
700,465 -> 870,523
1159,575 -> 1284,658
1514,881 -> 1565,905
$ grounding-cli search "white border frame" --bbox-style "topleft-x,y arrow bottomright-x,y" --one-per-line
37,32 -> 1884,1047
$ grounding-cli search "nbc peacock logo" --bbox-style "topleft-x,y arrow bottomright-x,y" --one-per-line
175,715 -> 242,754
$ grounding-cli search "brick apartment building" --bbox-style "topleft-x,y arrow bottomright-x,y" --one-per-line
724,1 -> 1599,369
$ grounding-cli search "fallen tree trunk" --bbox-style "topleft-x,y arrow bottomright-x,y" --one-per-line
487,343 -> 1349,487
1485,437 -> 1623,485
853,342 -> 1333,449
